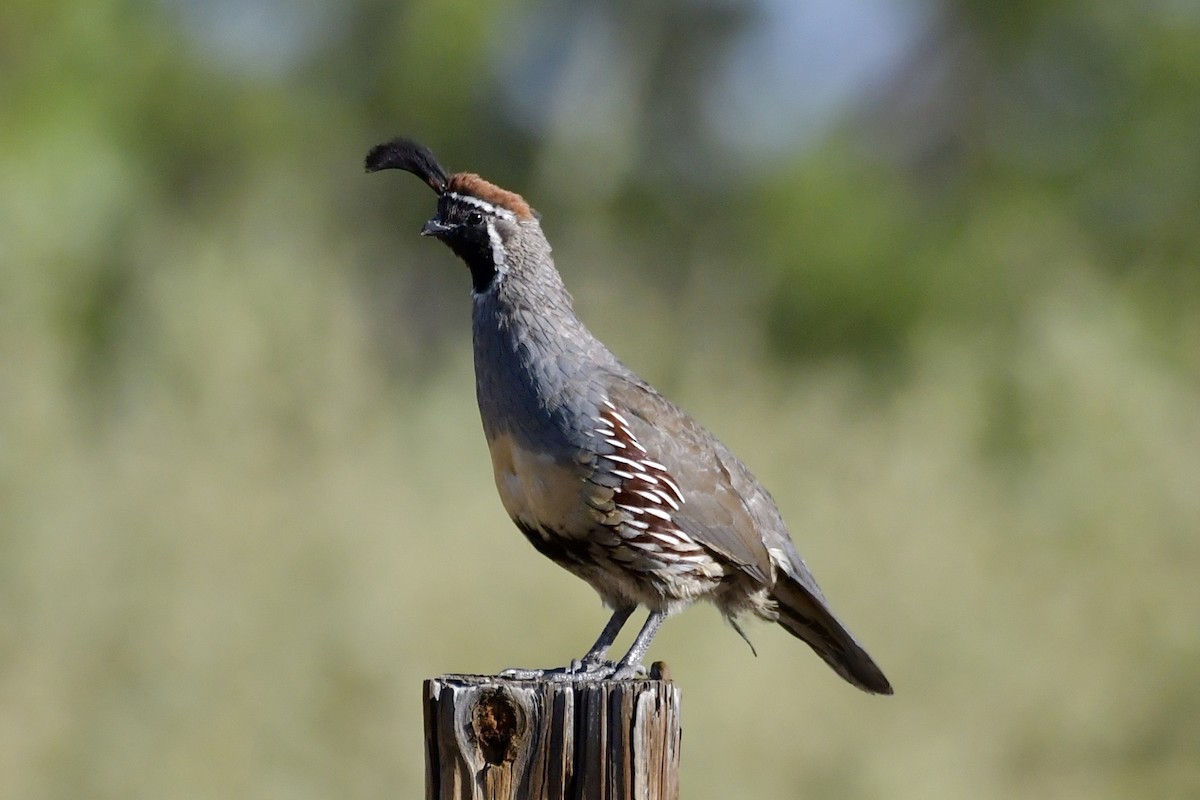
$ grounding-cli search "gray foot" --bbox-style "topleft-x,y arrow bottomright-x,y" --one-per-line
500,658 -> 619,682
610,661 -> 649,680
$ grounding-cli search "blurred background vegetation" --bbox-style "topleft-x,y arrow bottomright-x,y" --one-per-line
3,0 -> 1199,797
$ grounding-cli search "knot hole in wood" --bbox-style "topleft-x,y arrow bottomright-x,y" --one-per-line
471,689 -> 524,765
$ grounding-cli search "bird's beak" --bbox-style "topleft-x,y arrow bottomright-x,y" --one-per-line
420,217 -> 453,237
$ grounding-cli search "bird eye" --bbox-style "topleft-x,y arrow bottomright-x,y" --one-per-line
465,211 -> 484,226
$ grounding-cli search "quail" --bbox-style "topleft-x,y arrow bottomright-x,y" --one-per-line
365,138 -> 893,694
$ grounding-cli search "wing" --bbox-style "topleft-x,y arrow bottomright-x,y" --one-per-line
601,373 -> 775,585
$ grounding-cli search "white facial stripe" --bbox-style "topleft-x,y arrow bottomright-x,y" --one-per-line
485,219 -> 508,273
470,220 -> 509,299
446,192 -> 517,221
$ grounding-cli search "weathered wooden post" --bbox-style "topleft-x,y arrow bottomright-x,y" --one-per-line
423,664 -> 681,800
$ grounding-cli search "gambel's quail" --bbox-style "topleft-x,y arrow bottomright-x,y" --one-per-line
366,138 -> 892,694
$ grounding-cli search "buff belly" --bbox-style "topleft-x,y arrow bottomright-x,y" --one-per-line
485,431 -> 723,612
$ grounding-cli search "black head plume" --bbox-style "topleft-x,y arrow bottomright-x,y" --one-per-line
364,138 -> 449,194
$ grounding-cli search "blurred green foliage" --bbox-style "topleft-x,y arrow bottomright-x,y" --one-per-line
2,0 -> 1199,798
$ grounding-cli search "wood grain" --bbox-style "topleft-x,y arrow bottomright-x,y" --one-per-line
424,668 -> 681,800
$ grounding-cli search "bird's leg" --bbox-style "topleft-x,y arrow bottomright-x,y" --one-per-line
610,610 -> 667,680
572,605 -> 635,673
499,605 -> 635,681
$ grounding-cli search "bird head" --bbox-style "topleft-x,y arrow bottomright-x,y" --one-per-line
366,138 -> 542,295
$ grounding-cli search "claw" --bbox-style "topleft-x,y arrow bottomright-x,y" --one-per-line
610,662 -> 649,681
574,656 -> 617,675
498,667 -> 551,680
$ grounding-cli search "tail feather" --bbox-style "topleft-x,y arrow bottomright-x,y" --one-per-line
772,573 -> 893,695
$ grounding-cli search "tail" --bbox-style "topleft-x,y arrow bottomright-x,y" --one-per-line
772,570 -> 893,695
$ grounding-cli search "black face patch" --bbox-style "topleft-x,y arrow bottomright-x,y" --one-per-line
430,196 -> 503,293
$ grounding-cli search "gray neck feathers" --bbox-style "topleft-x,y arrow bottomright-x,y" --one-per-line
471,223 -> 616,447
